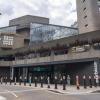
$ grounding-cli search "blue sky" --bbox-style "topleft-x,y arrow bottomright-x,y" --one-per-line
0,0 -> 77,27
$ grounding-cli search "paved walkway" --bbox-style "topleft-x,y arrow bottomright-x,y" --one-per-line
1,82 -> 100,95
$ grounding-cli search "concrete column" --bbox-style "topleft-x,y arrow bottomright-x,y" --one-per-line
10,67 -> 14,80
94,60 -> 99,76
22,68 -> 28,80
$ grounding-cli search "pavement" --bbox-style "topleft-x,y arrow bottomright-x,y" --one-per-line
0,83 -> 100,100
1,82 -> 100,95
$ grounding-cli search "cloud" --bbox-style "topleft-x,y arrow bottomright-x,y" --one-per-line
0,0 -> 77,27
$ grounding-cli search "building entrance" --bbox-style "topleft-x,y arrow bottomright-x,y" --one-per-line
13,61 -> 94,85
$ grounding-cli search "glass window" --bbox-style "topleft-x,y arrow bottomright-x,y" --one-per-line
30,23 -> 78,45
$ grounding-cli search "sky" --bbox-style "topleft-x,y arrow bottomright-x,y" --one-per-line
0,0 -> 77,27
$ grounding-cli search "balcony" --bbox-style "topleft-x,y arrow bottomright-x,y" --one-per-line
0,61 -> 11,67
12,47 -> 100,66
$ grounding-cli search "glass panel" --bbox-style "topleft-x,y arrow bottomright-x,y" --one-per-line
0,26 -> 16,34
30,23 -> 78,44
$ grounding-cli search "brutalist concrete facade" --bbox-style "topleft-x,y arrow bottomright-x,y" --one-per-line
76,0 -> 100,34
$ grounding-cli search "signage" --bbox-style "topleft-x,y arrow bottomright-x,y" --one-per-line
71,46 -> 85,53
3,35 -> 14,46
94,61 -> 98,75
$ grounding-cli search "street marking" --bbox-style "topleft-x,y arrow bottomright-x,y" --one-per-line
0,96 -> 6,100
6,90 -> 18,98
0,88 -> 45,95
46,89 -> 96,96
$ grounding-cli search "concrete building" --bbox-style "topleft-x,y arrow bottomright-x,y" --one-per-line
1,0 -> 100,85
76,0 -> 100,34
0,15 -> 50,50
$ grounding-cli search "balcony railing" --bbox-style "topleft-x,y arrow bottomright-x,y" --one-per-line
12,47 -> 100,66
0,61 -> 11,66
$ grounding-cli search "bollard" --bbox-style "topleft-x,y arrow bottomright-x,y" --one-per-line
10,77 -> 12,85
99,76 -> 100,86
94,75 -> 99,87
14,77 -> 16,85
89,76 -> 92,88
34,76 -> 37,87
83,75 -> 87,89
40,76 -> 43,88
94,75 -> 97,87
67,75 -> 71,86
19,76 -> 22,85
24,76 -> 27,86
54,76 -> 58,89
47,77 -> 50,88
29,76 -> 32,86
0,77 -> 3,84
62,76 -> 66,90
5,77 -> 7,85
60,77 -> 62,85
76,75 -> 80,90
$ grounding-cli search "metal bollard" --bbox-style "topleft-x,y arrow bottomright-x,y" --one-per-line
83,75 -> 87,89
76,75 -> 80,90
10,77 -> 12,85
34,76 -> 37,87
54,76 -> 58,89
47,77 -> 50,88
5,77 -> 7,85
62,76 -> 66,90
67,75 -> 71,86
89,76 -> 92,88
29,76 -> 32,86
94,76 -> 97,87
24,76 -> 27,86
99,76 -> 100,86
14,77 -> 16,85
40,76 -> 43,88
0,77 -> 3,84
19,76 -> 22,85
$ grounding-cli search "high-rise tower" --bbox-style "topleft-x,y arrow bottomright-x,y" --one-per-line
76,0 -> 100,34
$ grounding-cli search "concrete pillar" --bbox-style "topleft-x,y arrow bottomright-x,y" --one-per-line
10,67 -> 14,80
22,68 -> 28,80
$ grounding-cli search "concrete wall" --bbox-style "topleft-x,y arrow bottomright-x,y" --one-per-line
16,29 -> 30,38
12,47 -> 100,66
13,34 -> 25,49
9,15 -> 49,26
76,0 -> 100,34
